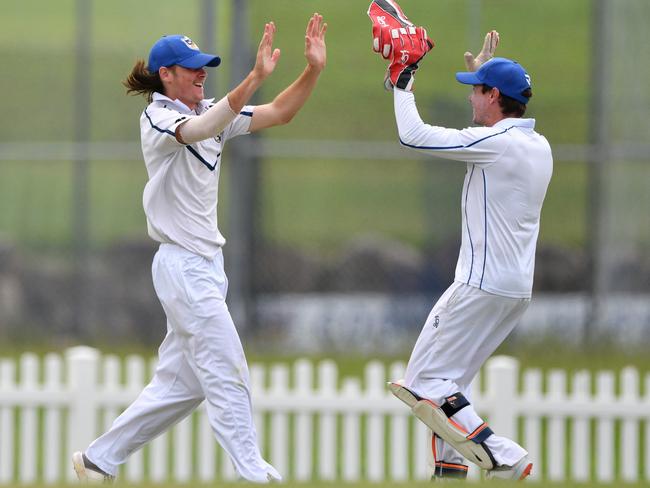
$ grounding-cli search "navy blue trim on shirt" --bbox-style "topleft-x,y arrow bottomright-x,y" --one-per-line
464,165 -> 475,284
144,109 -> 176,136
479,169 -> 488,289
399,126 -> 514,151
240,110 -> 253,117
144,108 -> 220,172
185,146 -> 220,171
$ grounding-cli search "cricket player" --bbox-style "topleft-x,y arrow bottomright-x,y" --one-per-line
369,0 -> 552,481
72,14 -> 327,484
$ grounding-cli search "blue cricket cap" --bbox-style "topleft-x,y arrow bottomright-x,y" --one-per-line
148,35 -> 221,73
455,57 -> 531,104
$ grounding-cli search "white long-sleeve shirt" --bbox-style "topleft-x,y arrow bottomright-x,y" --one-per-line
394,89 -> 553,298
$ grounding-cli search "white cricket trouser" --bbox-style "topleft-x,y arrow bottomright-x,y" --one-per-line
86,243 -> 280,483
404,281 -> 529,470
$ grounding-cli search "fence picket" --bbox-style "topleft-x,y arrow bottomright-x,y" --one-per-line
149,434 -> 167,482
595,371 -> 615,482
173,415 -> 192,482
413,420 -> 429,479
250,364 -> 265,458
294,359 -> 313,481
317,361 -> 337,481
18,354 -> 38,483
102,356 -> 120,433
148,355 -> 167,483
0,359 -> 15,483
467,371 -> 482,481
125,355 -> 145,482
365,361 -> 385,481
645,373 -> 650,482
621,367 -> 639,481
197,407 -> 215,482
220,445 -> 237,481
548,369 -> 567,481
522,369 -> 542,480
388,362 -> 407,481
570,370 -> 591,482
341,378 -> 361,481
269,364 -> 289,478
43,354 -> 62,483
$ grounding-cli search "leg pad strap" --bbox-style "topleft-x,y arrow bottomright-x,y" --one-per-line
432,461 -> 469,479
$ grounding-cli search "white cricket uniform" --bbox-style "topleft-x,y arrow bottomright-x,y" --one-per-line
86,93 -> 280,483
393,90 -> 553,470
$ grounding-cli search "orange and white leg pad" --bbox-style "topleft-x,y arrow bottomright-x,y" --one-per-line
388,381 -> 496,470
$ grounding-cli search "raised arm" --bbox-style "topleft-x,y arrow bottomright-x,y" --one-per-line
249,13 -> 327,132
176,22 -> 280,145
228,21 -> 282,113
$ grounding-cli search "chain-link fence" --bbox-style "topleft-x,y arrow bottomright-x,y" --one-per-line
0,0 -> 648,349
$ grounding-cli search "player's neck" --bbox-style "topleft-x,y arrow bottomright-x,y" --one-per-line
483,111 -> 507,127
162,89 -> 199,112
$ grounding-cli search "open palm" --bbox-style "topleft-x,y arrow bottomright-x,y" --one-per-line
254,22 -> 281,79
304,13 -> 327,70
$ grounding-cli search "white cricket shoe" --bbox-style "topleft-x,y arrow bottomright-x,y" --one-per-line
486,455 -> 533,481
72,452 -> 115,484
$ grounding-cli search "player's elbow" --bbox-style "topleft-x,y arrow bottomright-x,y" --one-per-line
276,111 -> 296,126
267,106 -> 296,127
396,124 -> 420,147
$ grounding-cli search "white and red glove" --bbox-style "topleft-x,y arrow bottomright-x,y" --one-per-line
385,25 -> 433,91
368,0 -> 413,58
368,0 -> 434,91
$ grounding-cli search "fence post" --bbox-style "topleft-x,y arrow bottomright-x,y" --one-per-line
65,346 -> 100,481
485,356 -> 519,439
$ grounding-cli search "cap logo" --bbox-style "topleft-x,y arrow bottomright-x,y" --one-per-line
524,74 -> 531,86
181,36 -> 200,51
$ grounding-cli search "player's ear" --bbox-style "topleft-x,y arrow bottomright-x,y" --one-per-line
159,66 -> 172,82
489,87 -> 500,103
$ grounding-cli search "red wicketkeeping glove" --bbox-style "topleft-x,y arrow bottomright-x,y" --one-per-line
368,0 -> 434,90
385,25 -> 433,91
368,0 -> 413,58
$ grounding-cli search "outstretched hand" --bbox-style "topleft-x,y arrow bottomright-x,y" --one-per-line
464,30 -> 499,72
304,13 -> 327,70
253,22 -> 281,80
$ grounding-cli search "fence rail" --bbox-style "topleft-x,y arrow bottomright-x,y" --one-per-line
2,140 -> 649,162
1,347 -> 650,484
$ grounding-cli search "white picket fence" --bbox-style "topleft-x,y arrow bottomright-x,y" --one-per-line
1,347 -> 650,484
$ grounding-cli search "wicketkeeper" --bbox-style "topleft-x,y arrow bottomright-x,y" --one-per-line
369,0 -> 553,481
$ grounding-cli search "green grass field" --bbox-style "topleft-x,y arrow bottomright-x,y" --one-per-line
15,481 -> 650,488
3,340 -> 650,380
0,0 -> 598,253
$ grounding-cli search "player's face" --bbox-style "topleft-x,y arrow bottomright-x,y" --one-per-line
469,85 -> 491,126
162,66 -> 207,110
